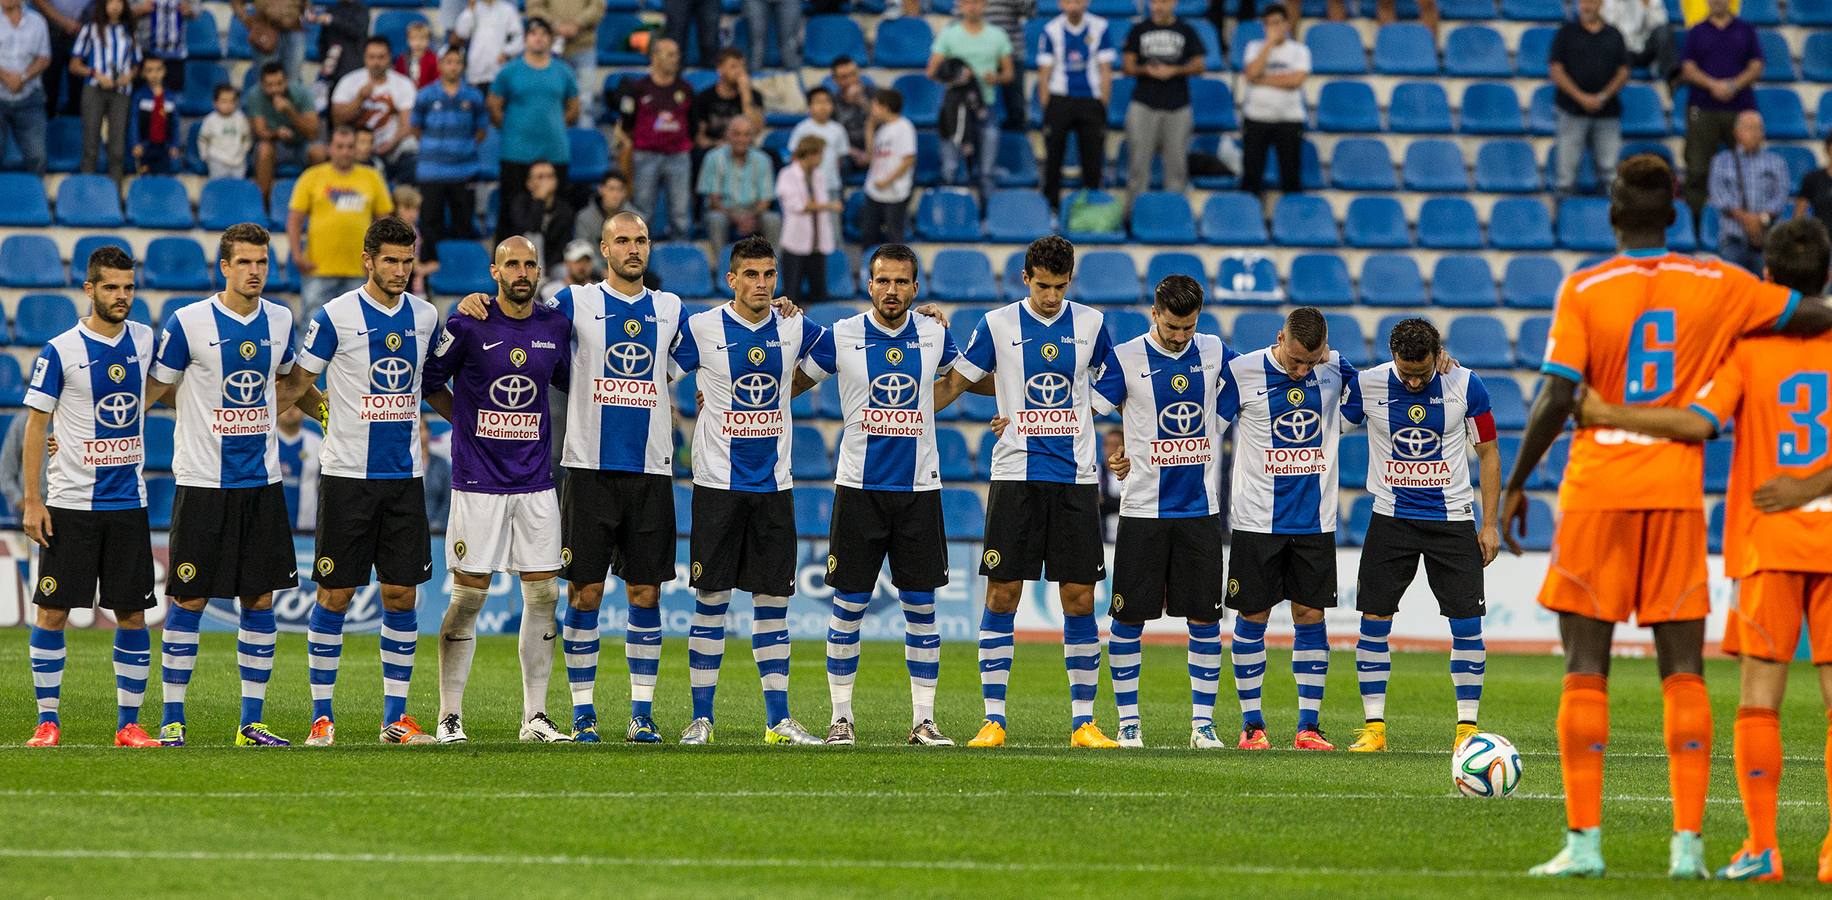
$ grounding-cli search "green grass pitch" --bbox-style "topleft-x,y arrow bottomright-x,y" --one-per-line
5,630 -> 1832,897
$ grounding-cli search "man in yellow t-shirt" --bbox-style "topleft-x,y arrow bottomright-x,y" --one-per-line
287,124 -> 394,324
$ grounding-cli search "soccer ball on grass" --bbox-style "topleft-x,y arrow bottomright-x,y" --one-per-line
1452,732 -> 1523,798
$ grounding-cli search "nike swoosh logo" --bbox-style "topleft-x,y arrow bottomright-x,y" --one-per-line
1141,369 -> 1159,377
541,632 -> 556,642
595,313 -> 620,320
422,562 -> 433,571
714,344 -> 734,351
1357,662 -> 1385,672
482,341 -> 504,350
852,344 -> 868,350
1723,858 -> 1768,879
1009,339 -> 1033,346
210,338 -> 237,347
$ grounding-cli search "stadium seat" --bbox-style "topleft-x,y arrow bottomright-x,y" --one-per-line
186,10 -> 222,58
1000,252 -> 1029,299
1187,18 -> 1225,70
1306,21 -> 1368,74
178,62 -> 229,116
144,415 -> 176,471
55,175 -> 123,227
941,488 -> 986,540
1402,140 -> 1468,191
1526,84 -> 1558,135
1215,252 -> 1284,304
566,130 -> 610,184
1340,432 -> 1368,488
14,293 -> 78,345
1755,30 -> 1796,81
197,178 -> 265,231
1756,87 -> 1809,139
1200,192 -> 1268,245
1444,26 -> 1510,77
826,253 -> 856,300
1473,139 -> 1542,192
804,16 -> 866,67
1233,311 -> 1284,351
146,476 -> 176,529
1488,198 -> 1556,250
1486,377 -> 1528,430
1288,253 -> 1354,307
892,73 -> 941,129
1316,81 -> 1382,132
45,116 -> 83,172
0,236 -> 64,287
268,254 -> 301,295
1331,139 -> 1398,190
872,17 -> 933,67
1069,252 -> 1141,305
1446,315 -> 1512,368
975,429 -> 997,477
1667,204 -> 1699,252
1557,196 -> 1615,251
1373,24 -> 1438,74
803,302 -> 861,332
792,486 -> 835,537
1517,315 -> 1551,367
1389,82 -> 1453,133
1256,138 -> 1323,191
1432,256 -> 1498,308
1228,19 -> 1265,69
915,189 -> 983,242
268,176 -> 296,229
1344,197 -> 1410,248
1501,255 -> 1561,309
1707,501 -> 1725,553
1272,195 -> 1339,246
426,241 -> 494,297
1515,498 -> 1554,551
69,235 -> 130,286
929,249 -> 999,302
1459,82 -> 1524,134
1105,308 -> 1150,345
158,295 -> 201,324
995,131 -> 1040,188
1418,197 -> 1483,249
1343,494 -> 1375,546
0,173 -> 50,226
1130,192 -> 1197,244
1536,433 -> 1570,489
1796,0 -> 1832,24
1617,84 -> 1669,137
1515,26 -> 1555,78
1325,313 -> 1373,366
1700,203 -> 1722,251
1742,0 -> 1782,24
936,428 -> 974,481
791,426 -> 834,481
1144,252 -> 1210,299
984,190 -> 1053,243
593,14 -> 648,65
1773,145 -> 1818,191
1501,0 -> 1564,19
1104,79 -> 1137,129
126,176 -> 194,229
1439,0 -> 1499,16
1704,439 -> 1733,492
141,237 -> 211,291
1359,254 -> 1427,306
648,244 -> 714,299
1189,79 -> 1237,131
1804,33 -> 1832,81
373,11 -> 427,59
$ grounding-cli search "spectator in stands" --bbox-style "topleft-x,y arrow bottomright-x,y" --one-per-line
455,0 -> 524,93
824,56 -> 875,169
860,87 -> 914,244
929,0 -> 1012,203
1709,109 -> 1788,274
71,0 -> 137,186
393,19 -> 437,89
489,18 -> 580,214
543,238 -> 598,301
1036,0 -> 1116,210
613,36 -> 694,240
498,159 -> 574,266
231,0 -> 306,86
777,135 -> 839,305
412,45 -> 486,272
1603,0 -> 1678,87
132,0 -> 189,93
198,83 -> 250,179
332,36 -> 419,184
789,87 -> 848,196
573,171 -> 638,260
527,0 -> 602,88
693,47 -> 763,153
312,0 -> 368,88
1237,4 -> 1307,196
289,124 -> 394,321
1678,0 -> 1761,224
1123,0 -> 1203,199
744,0 -> 801,71
663,0 -> 719,72
1549,0 -> 1629,199
699,115 -> 780,248
250,61 -> 321,195
129,55 -> 180,174
30,0 -> 85,116
0,0 -> 50,176
984,0 -> 1027,131
1794,135 -> 1832,236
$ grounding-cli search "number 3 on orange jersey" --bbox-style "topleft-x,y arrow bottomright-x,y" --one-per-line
1778,372 -> 1829,467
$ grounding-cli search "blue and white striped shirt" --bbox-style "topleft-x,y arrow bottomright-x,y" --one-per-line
145,0 -> 186,60
72,21 -> 138,91
1036,14 -> 1116,100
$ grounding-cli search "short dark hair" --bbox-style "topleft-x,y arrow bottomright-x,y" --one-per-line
1261,3 -> 1288,18
714,47 -> 745,66
1153,274 -> 1204,317
1387,317 -> 1442,363
365,35 -> 391,54
805,86 -> 832,104
1284,306 -> 1327,351
830,54 -> 857,69
1609,154 -> 1678,235
524,16 -> 552,36
331,123 -> 358,141
218,222 -> 271,264
214,83 -> 239,101
729,236 -> 776,271
1764,217 -> 1832,295
868,243 -> 920,280
1024,235 -> 1075,278
601,171 -> 627,187
440,43 -> 465,59
873,88 -> 903,114
85,246 -> 135,283
363,216 -> 419,257
259,61 -> 286,80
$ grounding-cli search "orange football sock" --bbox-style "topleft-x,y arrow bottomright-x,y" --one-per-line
1734,706 -> 1782,851
1558,673 -> 1609,831
1664,673 -> 1713,834
1823,710 -> 1832,852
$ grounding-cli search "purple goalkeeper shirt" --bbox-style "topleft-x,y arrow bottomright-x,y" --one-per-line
422,302 -> 571,494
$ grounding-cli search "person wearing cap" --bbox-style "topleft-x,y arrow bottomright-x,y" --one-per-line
543,237 -> 602,301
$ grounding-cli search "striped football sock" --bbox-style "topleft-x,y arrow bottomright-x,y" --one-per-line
29,626 -> 64,725
1356,617 -> 1392,724
113,626 -> 151,729
237,607 -> 278,727
379,608 -> 416,726
978,608 -> 1015,726
1292,620 -> 1329,732
1449,616 -> 1485,724
826,591 -> 869,724
688,590 -> 730,723
1108,620 -> 1143,728
1188,621 -> 1222,728
160,604 -> 202,726
1063,614 -> 1100,729
626,602 -> 661,720
562,603 -> 600,722
753,594 -> 792,726
305,604 -> 346,722
1231,616 -> 1267,730
901,591 -> 940,727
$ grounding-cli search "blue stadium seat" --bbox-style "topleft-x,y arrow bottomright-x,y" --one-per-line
158,295 -> 201,324
941,488 -> 986,540
1256,138 -> 1323,191
1131,192 -> 1197,244
1432,256 -> 1498,308
146,476 -> 176,529
1360,254 -> 1426,306
68,235 -> 130,286
1306,21 -> 1368,74
1105,309 -> 1150,345
1474,139 -> 1542,192
1343,494 -> 1375,546
1500,257 -> 1561,311
1069,252 -> 1141,305
793,486 -> 835,537
892,74 -> 941,128
649,244 -> 714,299
1488,198 -> 1556,250
1419,197 -> 1483,249
1200,192 -> 1268,245
0,236 -> 64,287
178,61 -> 229,117
1373,24 -> 1438,74
1667,203 -> 1698,252
144,415 -> 175,471
975,429 -> 997,477
1402,139 -> 1467,191
1515,26 -> 1555,78
1317,81 -> 1382,132
268,254 -> 301,295
1557,196 -> 1615,251
1444,25 -> 1510,77
1501,0 -> 1565,19
1439,0 -> 1500,16
1345,196 -> 1410,249
55,175 -> 123,227
1486,378 -> 1527,429
1272,195 -> 1339,246
1516,499 -> 1554,551
1796,0 -> 1832,24
566,130 -> 610,184
1773,145 -> 1818,191
1215,252 -> 1283,304
126,176 -> 194,229
1526,84 -> 1558,135
1187,18 -> 1225,70
929,249 -> 1000,302
985,190 -> 1052,243
803,302 -> 861,332
872,17 -> 933,67
1144,252 -> 1210,298
1757,87 -> 1809,139
1340,432 -> 1368,489
1446,315 -> 1512,368
1288,253 -> 1354,306
792,426 -> 834,481
1618,83 -> 1669,136
186,10 -> 222,58
197,178 -> 265,231
804,16 -> 867,67
1331,138 -> 1397,190
1104,78 -> 1136,129
1707,501 -> 1725,553
936,428 -> 974,481
1741,0 -> 1781,25
45,116 -> 86,173
1804,33 -> 1832,81
1229,20 -> 1264,69
1517,315 -> 1550,367
267,176 -> 295,229
995,131 -> 1039,187
1389,82 -> 1453,133
1700,203 -> 1722,251
142,237 -> 211,291
1536,433 -> 1569,490
426,241 -> 494,297
1460,82 -> 1524,134
1325,313 -> 1373,366
225,14 -> 252,58
14,293 -> 78,345
1705,439 -> 1732,492
593,14 -> 648,65
826,253 -> 856,300
0,173 -> 49,225
1000,252 -> 1029,300
915,189 -> 982,242
1190,79 -> 1238,132
1233,311 -> 1284,351
373,11 -> 427,60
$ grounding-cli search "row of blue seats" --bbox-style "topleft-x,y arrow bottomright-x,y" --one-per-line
1313,81 -> 1831,139
0,234 -> 290,294
0,174 -> 266,231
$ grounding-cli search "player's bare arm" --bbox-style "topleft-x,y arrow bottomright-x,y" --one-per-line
19,407 -> 51,548
1499,372 -> 1577,554
1774,294 -> 1832,335
932,368 -> 985,411
1574,386 -> 1716,442
1753,462 -> 1832,513
1472,438 -> 1502,564
425,387 -> 454,421
791,369 -> 818,397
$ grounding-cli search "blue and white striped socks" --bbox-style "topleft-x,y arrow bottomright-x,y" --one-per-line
1356,617 -> 1393,723
977,608 -> 1015,726
626,602 -> 662,720
1292,620 -> 1330,732
752,594 -> 792,727
305,604 -> 345,722
1231,616 -> 1267,729
113,626 -> 150,729
237,607 -> 278,727
562,603 -> 599,723
1449,616 -> 1486,724
901,591 -> 940,726
379,608 -> 417,726
688,590 -> 729,723
1108,620 -> 1143,727
29,626 -> 64,725
825,591 -> 869,723
1063,614 -> 1100,729
160,604 -> 201,726
1188,621 -> 1222,727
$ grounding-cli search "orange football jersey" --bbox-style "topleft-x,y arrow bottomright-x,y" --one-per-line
1542,250 -> 1799,511
1691,334 -> 1832,577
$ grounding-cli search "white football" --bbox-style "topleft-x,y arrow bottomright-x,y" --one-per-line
1452,732 -> 1523,798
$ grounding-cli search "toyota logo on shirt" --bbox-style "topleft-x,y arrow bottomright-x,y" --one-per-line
1025,372 -> 1072,408
1272,408 -> 1321,443
489,374 -> 537,410
605,342 -> 654,378
870,372 -> 918,408
732,372 -> 779,409
94,391 -> 141,429
369,356 -> 414,393
1392,426 -> 1442,460
1158,400 -> 1204,437
221,370 -> 267,407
